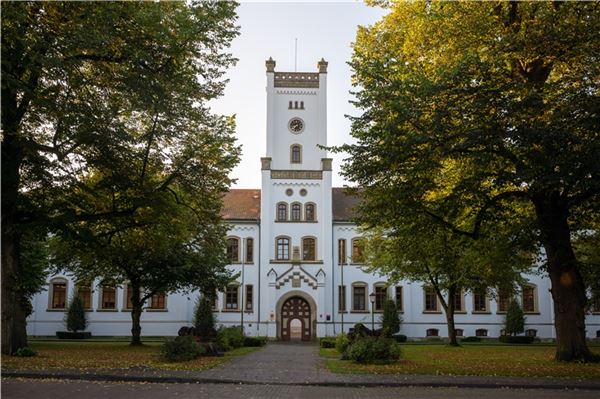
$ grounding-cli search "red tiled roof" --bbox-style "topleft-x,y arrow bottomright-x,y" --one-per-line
332,187 -> 361,222
222,189 -> 261,220
221,187 -> 360,222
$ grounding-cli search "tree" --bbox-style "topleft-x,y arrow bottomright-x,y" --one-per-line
365,213 -> 531,346
65,294 -> 87,333
1,1 -> 239,354
380,299 -> 401,337
504,299 -> 525,337
194,295 -> 217,340
339,1 -> 600,361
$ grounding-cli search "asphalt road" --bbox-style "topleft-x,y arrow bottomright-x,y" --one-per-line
2,378 -> 598,399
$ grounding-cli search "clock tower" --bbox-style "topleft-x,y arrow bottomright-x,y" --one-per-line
259,58 -> 333,339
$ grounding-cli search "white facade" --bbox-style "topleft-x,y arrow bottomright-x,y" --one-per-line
27,59 -> 600,340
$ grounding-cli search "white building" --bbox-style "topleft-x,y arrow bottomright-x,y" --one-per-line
28,59 -> 600,341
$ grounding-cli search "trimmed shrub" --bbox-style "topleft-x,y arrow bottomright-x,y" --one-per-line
243,336 -> 267,347
499,335 -> 535,344
380,299 -> 401,337
460,336 -> 481,343
335,333 -> 350,353
346,336 -> 401,364
56,331 -> 92,339
65,294 -> 87,333
161,336 -> 204,361
319,337 -> 336,348
194,296 -> 216,340
216,326 -> 244,352
14,347 -> 37,357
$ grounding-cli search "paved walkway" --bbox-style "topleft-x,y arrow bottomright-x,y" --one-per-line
3,342 -> 600,390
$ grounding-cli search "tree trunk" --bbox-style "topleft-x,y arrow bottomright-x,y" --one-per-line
533,193 -> 593,362
1,134 -> 28,355
129,282 -> 143,346
443,286 -> 459,346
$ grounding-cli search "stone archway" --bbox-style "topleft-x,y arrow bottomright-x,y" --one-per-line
276,291 -> 316,341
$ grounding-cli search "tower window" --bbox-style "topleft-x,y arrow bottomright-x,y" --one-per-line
277,202 -> 287,221
294,101 -> 298,109
288,101 -> 292,109
305,203 -> 315,221
291,145 -> 302,164
300,101 -> 304,109
291,202 -> 302,221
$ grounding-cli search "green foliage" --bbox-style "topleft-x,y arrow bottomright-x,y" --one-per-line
65,295 -> 87,333
393,334 -> 407,343
216,326 -> 244,352
17,229 -> 50,318
161,336 -> 204,362
2,1 -> 240,352
460,336 -> 482,343
320,337 -> 336,348
346,336 -> 401,364
194,296 -> 216,340
242,336 -> 267,347
335,0 -> 600,361
505,300 -> 525,336
335,333 -> 350,354
14,347 -> 37,357
380,299 -> 401,337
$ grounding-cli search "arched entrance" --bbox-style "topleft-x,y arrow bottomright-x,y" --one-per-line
280,296 -> 312,341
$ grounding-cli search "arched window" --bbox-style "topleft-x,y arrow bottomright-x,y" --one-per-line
453,289 -> 464,312
291,202 -> 302,221
276,236 -> 290,260
227,237 -> 240,263
288,100 -> 292,109
521,284 -> 537,313
150,293 -> 166,310
302,237 -> 316,261
473,289 -> 489,312
76,282 -> 92,310
300,101 -> 304,109
49,278 -> 68,310
497,289 -> 511,312
100,285 -> 116,310
475,329 -> 488,337
374,283 -> 387,311
305,203 -> 315,221
294,100 -> 298,109
424,286 -> 439,312
291,145 -> 302,164
351,238 -> 365,263
352,282 -> 367,311
277,202 -> 287,221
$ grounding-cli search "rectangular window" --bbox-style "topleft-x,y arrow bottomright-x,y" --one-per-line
77,284 -> 92,309
374,285 -> 387,311
291,203 -> 301,221
125,285 -> 133,309
246,238 -> 254,263
353,286 -> 366,311
150,293 -> 166,310
245,285 -> 253,311
338,239 -> 346,265
424,287 -> 438,312
101,287 -> 116,310
227,238 -> 239,263
52,282 -> 67,309
395,286 -> 403,311
593,295 -> 600,313
338,285 -> 346,311
522,286 -> 536,312
277,203 -> 287,221
305,204 -> 315,221
473,290 -> 487,312
454,291 -> 463,312
225,286 -> 239,310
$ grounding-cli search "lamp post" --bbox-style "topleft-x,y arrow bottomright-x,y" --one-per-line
369,292 -> 376,332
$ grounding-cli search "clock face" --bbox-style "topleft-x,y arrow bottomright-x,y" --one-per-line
288,118 -> 304,133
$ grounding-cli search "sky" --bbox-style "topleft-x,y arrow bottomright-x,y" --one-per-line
209,1 -> 387,188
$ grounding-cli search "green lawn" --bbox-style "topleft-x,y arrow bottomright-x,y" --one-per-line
321,344 -> 600,379
2,341 -> 258,372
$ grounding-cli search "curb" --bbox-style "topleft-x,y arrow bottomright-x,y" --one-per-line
3,371 -> 600,391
